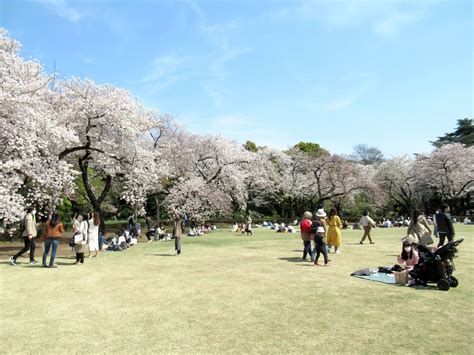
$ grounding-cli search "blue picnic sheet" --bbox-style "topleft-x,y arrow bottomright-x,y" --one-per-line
352,272 -> 396,284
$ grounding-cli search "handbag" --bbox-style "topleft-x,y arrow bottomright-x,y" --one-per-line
73,232 -> 83,244
419,232 -> 434,246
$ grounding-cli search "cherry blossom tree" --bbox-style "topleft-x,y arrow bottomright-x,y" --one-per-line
416,143 -> 474,213
55,78 -> 167,221
375,156 -> 422,213
164,133 -> 251,221
243,148 -> 281,214
1,29 -> 76,224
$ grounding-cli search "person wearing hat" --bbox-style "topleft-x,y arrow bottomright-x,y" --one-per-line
300,211 -> 314,262
310,209 -> 326,253
313,226 -> 330,266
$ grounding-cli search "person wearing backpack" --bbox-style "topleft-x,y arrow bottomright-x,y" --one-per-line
41,213 -> 64,268
300,211 -> 314,262
74,213 -> 89,265
10,207 -> 38,265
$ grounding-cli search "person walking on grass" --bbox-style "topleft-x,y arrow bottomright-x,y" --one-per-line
326,208 -> 342,254
172,208 -> 183,256
41,213 -> 64,268
300,211 -> 314,262
74,213 -> 89,265
313,227 -> 330,266
407,209 -> 432,245
10,207 -> 38,265
88,212 -> 101,258
359,211 -> 376,245
245,215 -> 253,236
435,205 -> 455,248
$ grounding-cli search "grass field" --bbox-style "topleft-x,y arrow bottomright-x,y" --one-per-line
1,225 -> 473,354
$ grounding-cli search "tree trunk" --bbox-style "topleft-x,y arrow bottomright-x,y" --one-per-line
155,195 -> 161,222
78,154 -> 112,233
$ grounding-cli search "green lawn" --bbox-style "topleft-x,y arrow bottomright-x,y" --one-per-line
1,225 -> 473,354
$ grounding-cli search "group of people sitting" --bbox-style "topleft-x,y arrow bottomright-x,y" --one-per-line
188,224 -> 217,237
232,216 -> 254,236
145,224 -> 170,241
262,221 -> 297,233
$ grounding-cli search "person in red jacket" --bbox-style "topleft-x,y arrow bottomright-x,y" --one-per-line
300,211 -> 314,262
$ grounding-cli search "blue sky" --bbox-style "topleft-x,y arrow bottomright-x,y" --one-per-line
1,0 -> 472,157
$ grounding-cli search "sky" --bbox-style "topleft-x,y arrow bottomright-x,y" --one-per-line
1,0 -> 472,157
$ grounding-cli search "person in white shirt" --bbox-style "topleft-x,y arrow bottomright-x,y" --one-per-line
232,223 -> 239,232
74,213 -> 89,265
359,211 -> 376,244
88,212 -> 101,258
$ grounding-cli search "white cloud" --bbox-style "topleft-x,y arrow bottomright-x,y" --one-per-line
140,53 -> 198,90
374,12 -> 422,36
324,95 -> 359,111
38,0 -> 84,22
176,113 -> 293,149
201,83 -> 230,107
268,0 -> 431,37
208,46 -> 252,80
213,116 -> 252,127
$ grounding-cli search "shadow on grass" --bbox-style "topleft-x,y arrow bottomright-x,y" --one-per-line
0,246 -> 23,253
278,257 -> 305,263
55,262 -> 77,266
393,284 -> 439,291
144,253 -> 175,257
55,256 -> 76,260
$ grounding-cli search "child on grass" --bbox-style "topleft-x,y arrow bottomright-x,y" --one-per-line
314,227 -> 330,266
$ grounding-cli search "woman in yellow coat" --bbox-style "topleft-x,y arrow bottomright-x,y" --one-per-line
326,208 -> 342,254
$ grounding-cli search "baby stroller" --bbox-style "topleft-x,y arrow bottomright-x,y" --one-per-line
409,239 -> 463,291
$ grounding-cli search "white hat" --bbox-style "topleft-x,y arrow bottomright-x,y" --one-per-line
316,226 -> 325,233
315,209 -> 327,218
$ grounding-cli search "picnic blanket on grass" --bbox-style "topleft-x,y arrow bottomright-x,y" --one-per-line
351,267 -> 396,285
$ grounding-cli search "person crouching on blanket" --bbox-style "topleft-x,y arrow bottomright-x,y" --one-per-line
397,241 -> 419,270
314,227 -> 330,267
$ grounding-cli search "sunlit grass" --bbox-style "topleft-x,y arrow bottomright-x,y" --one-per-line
1,225 -> 473,354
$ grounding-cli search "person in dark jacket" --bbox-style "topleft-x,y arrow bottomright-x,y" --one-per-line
435,205 -> 455,248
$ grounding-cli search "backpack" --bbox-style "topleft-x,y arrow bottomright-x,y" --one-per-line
310,221 -> 322,235
19,216 -> 27,235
